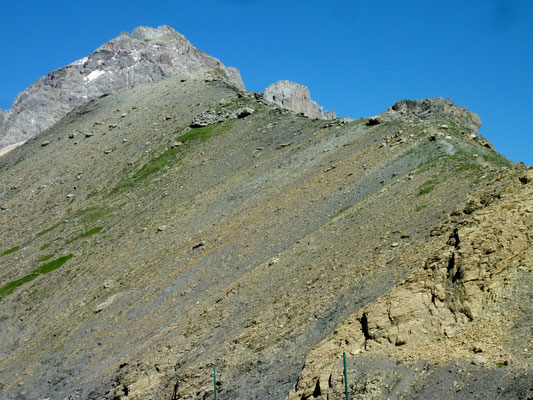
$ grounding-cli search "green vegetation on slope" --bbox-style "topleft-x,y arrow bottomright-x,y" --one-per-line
65,227 -> 103,244
416,149 -> 512,176
418,178 -> 437,196
37,221 -> 64,237
110,121 -> 234,194
40,238 -> 61,251
0,255 -> 73,299
38,254 -> 55,262
1,246 -> 20,256
76,206 -> 111,224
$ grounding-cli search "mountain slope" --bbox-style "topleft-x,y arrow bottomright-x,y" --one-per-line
0,76 -> 525,400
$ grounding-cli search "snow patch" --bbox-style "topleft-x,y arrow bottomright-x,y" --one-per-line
85,70 -> 106,82
71,57 -> 88,66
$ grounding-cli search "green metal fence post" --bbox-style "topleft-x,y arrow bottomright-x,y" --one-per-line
343,352 -> 350,400
214,367 -> 217,400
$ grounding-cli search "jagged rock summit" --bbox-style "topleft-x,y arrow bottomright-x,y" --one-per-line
264,80 -> 336,120
381,97 -> 482,134
0,25 -> 245,148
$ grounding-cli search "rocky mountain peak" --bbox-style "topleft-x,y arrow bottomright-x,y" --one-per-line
0,25 -> 245,148
130,25 -> 177,40
263,80 -> 336,120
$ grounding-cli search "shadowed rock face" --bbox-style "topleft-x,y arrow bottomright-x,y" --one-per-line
264,80 -> 336,120
0,25 -> 244,148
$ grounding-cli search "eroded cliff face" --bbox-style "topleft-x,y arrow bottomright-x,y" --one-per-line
289,167 -> 533,400
0,25 -> 244,148
263,80 -> 336,120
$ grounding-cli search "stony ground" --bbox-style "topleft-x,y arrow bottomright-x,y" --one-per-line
0,76 -> 526,400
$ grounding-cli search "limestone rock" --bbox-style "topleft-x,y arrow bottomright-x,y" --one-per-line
94,294 -> 118,313
472,355 -> 486,365
236,107 -> 254,118
190,105 -> 254,128
0,25 -> 245,148
263,80 -> 336,120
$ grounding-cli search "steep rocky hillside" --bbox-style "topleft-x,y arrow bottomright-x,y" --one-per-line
0,26 -> 244,149
0,75 -> 527,400
290,167 -> 532,399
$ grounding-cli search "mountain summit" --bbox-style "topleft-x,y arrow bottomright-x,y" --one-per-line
0,25 -> 244,148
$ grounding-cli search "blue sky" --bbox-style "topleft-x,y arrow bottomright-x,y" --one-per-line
1,0 -> 531,164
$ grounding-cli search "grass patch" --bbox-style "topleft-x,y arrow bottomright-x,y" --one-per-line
38,254 -> 55,262
75,206 -> 110,224
415,149 -> 483,175
415,141 -> 512,179
40,237 -> 61,251
481,153 -> 513,169
336,204 -> 353,215
415,204 -> 428,212
496,361 -> 508,368
81,227 -> 103,237
34,255 -> 73,274
0,255 -> 73,300
66,227 -> 103,244
417,179 -> 437,196
1,246 -> 20,256
37,221 -> 64,236
176,123 -> 224,142
110,120 -> 234,194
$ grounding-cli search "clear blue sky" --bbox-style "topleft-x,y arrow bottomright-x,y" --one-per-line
1,0 -> 531,164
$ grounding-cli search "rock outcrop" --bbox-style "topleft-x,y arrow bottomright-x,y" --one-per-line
380,97 -> 482,134
0,25 -> 245,148
289,167 -> 532,400
263,80 -> 336,119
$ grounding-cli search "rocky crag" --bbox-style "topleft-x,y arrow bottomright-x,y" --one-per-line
264,80 -> 336,120
0,25 -> 244,148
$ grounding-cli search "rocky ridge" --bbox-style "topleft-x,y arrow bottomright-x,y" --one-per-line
380,97 -> 482,135
264,80 -> 336,120
0,25 -> 244,148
